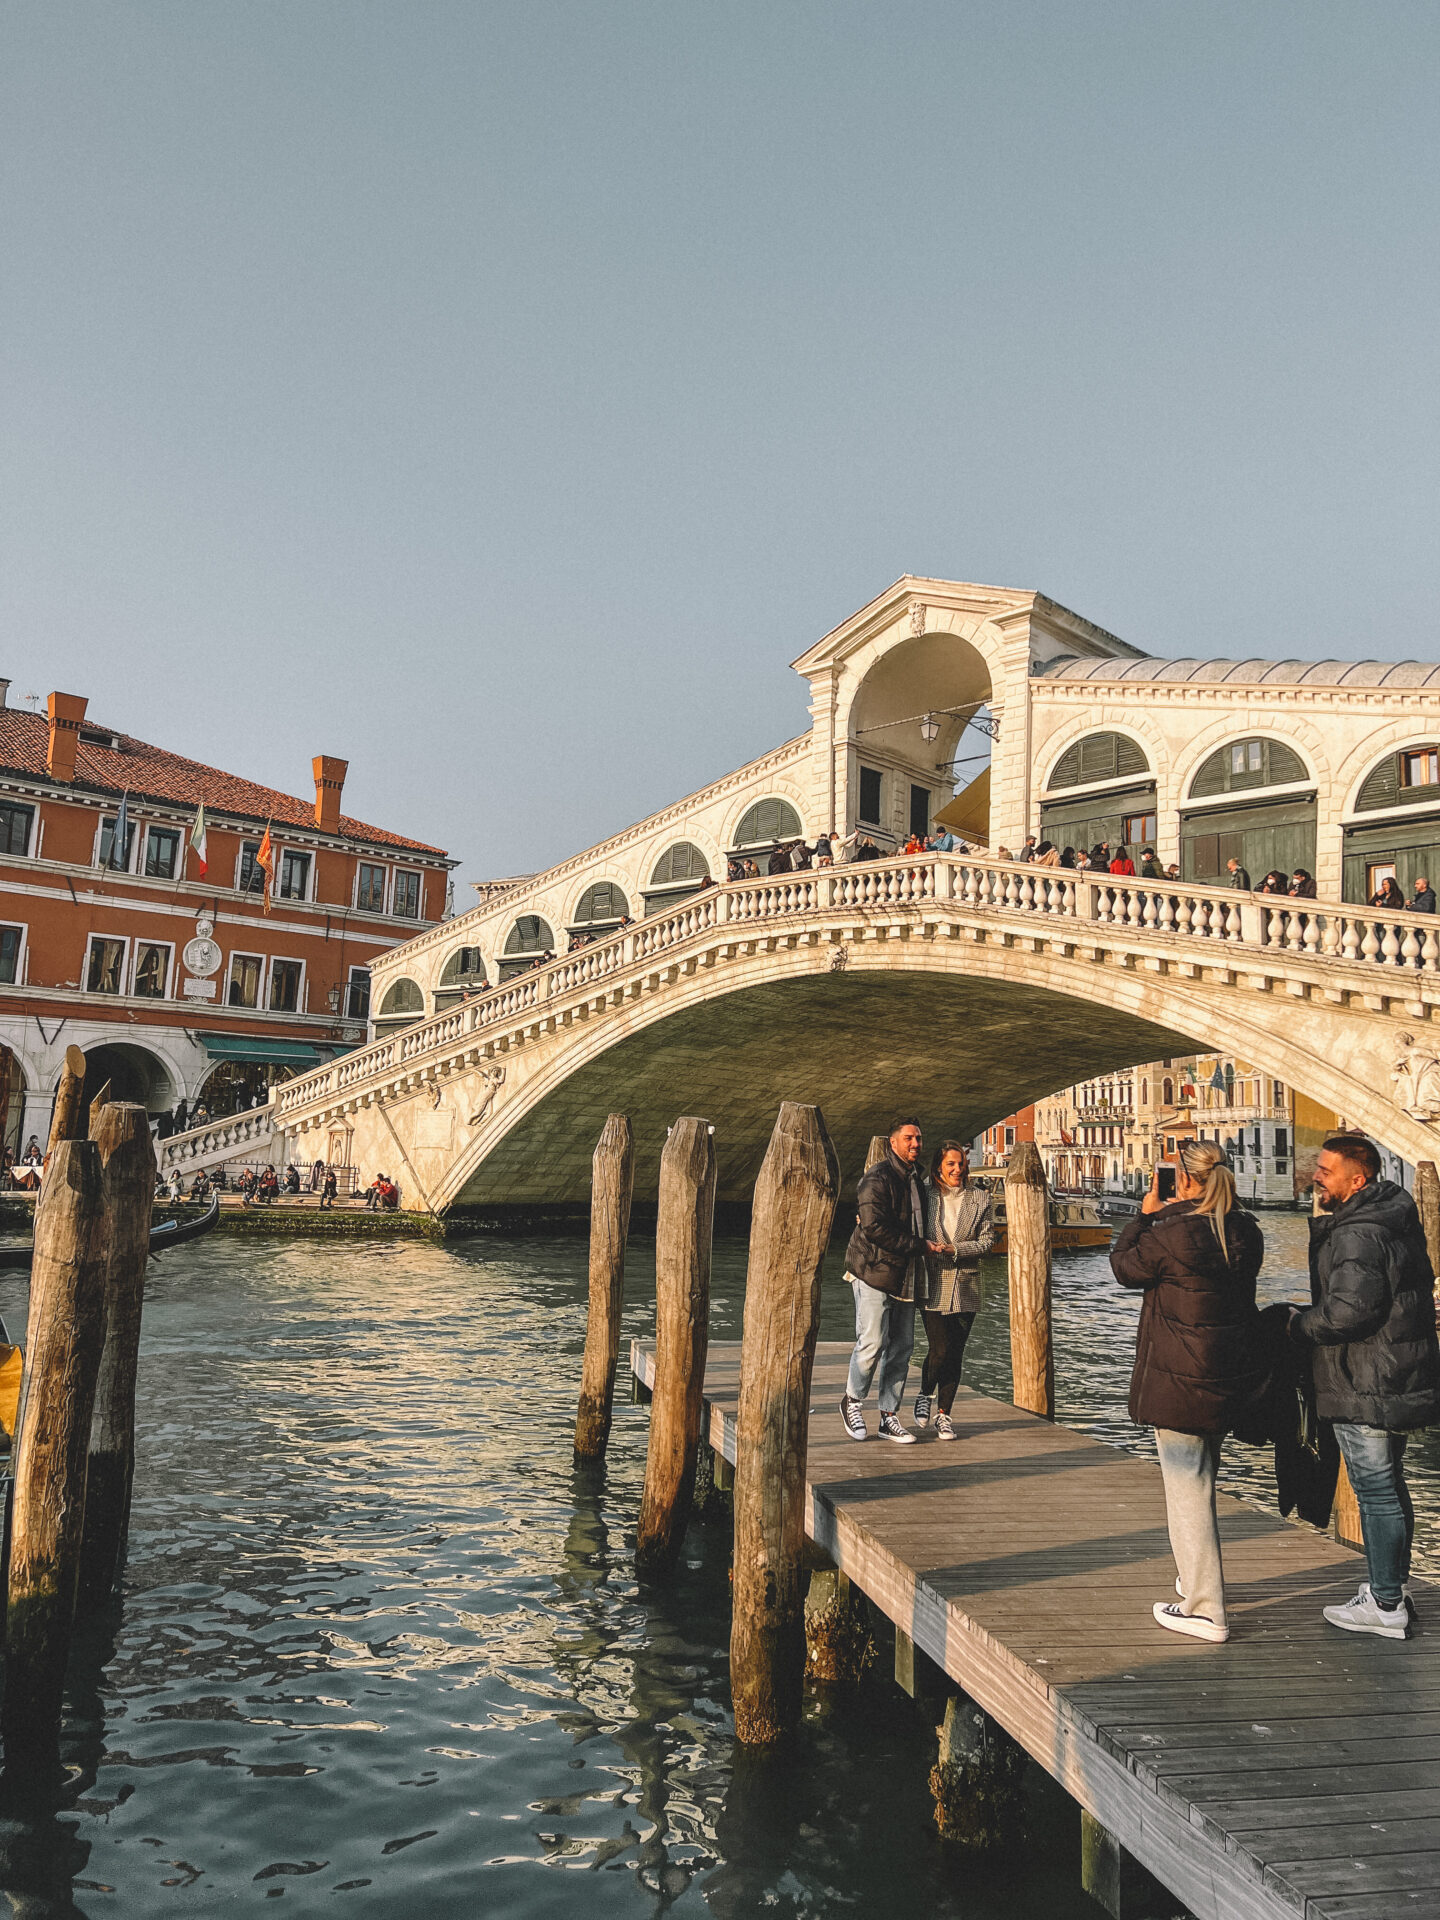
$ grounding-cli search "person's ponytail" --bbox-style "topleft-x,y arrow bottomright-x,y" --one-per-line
1178,1139 -> 1238,1257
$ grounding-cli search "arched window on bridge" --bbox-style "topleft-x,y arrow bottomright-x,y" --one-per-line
569,882 -> 630,944
499,916 -> 555,984
434,946 -> 487,1011
1344,742 -> 1440,904
730,798 -> 802,855
1181,737 -> 1316,884
1039,732 -> 1156,861
644,842 -> 710,915
374,977 -> 425,1039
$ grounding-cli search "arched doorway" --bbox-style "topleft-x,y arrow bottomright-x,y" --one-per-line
1344,741 -> 1440,903
849,632 -> 993,847
498,917 -> 555,983
78,1044 -> 176,1121
374,977 -> 426,1037
435,946 -> 488,1011
1181,737 -> 1316,884
1040,732 -> 1157,859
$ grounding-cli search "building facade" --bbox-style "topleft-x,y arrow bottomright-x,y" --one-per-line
0,686 -> 453,1150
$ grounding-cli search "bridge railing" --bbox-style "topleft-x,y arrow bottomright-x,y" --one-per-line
272,852 -> 1440,1121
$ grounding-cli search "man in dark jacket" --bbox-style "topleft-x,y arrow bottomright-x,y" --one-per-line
1411,876 -> 1436,914
1290,1134 -> 1440,1638
840,1119 -> 945,1444
1225,857 -> 1252,891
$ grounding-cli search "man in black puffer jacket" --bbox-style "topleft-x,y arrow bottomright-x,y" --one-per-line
840,1119 -> 945,1445
1290,1134 -> 1440,1639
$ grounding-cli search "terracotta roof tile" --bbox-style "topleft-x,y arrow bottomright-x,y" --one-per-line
0,709 -> 448,857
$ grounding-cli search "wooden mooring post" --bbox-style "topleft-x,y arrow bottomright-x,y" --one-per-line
864,1133 -> 888,1171
574,1113 -> 635,1461
2,1139 -> 109,1785
635,1117 -> 716,1578
730,1101 -> 839,1746
1417,1159 -> 1440,1290
76,1100 -> 156,1614
45,1044 -> 88,1157
1004,1140 -> 1053,1418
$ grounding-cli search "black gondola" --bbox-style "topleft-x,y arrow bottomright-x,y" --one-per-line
0,1192 -> 221,1272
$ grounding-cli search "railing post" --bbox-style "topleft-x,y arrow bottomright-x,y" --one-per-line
636,1117 -> 717,1578
730,1102 -> 840,1745
1005,1141 -> 1054,1418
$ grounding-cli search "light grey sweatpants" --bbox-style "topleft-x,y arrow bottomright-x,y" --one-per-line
1154,1429 -> 1227,1630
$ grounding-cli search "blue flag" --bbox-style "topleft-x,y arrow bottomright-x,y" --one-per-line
109,792 -> 130,870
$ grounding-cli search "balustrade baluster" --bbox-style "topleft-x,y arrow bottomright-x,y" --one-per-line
1302,915 -> 1321,957
1361,922 -> 1381,963
1402,926 -> 1422,969
1425,929 -> 1440,971
1125,890 -> 1142,930
1224,905 -> 1242,941
1382,923 -> 1402,966
1175,897 -> 1192,937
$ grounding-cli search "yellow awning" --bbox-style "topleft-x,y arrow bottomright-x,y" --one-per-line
934,766 -> 990,843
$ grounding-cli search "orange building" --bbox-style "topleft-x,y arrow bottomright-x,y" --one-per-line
977,1105 -> 1035,1168
0,686 -> 453,1150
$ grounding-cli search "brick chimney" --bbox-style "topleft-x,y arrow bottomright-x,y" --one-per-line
313,755 -> 348,833
47,692 -> 88,783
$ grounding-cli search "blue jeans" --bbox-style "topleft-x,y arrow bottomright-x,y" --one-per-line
846,1278 -> 915,1414
1334,1422 -> 1414,1609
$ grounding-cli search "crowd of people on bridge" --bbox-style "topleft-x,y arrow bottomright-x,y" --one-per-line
841,1118 -> 1439,1646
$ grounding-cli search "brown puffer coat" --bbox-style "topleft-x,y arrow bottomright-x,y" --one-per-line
1110,1201 -> 1266,1434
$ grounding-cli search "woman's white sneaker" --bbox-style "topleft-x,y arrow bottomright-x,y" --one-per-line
1323,1584 -> 1409,1640
913,1391 -> 933,1428
934,1411 -> 957,1441
877,1412 -> 917,1444
1153,1601 -> 1229,1643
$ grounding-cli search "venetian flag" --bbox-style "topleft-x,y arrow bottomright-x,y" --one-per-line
256,821 -> 274,914
189,803 -> 208,878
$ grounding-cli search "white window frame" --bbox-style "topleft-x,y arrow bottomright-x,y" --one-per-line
391,869 -> 422,921
345,964 -> 371,1021
0,920 -> 28,987
235,838 -> 270,895
266,954 -> 307,1015
84,931 -> 130,996
130,937 -> 175,1001
142,822 -> 183,882
226,950 -> 266,1010
275,846 -> 314,905
354,860 -> 389,914
0,798 -> 37,860
94,811 -> 138,874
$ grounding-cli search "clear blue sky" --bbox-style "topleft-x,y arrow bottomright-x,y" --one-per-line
5,4 -> 1438,890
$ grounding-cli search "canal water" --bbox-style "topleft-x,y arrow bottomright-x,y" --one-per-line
0,1216 -> 1436,1916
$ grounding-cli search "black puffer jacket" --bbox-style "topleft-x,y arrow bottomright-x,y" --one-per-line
844,1150 -> 926,1296
1290,1179 -> 1440,1430
1111,1202 -> 1266,1434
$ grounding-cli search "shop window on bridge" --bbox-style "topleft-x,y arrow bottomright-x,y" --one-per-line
733,799 -> 801,851
570,881 -> 630,937
643,843 -> 710,915
499,915 -> 555,982
435,946 -> 488,1009
1345,743 -> 1440,902
1181,738 -> 1315,885
1041,733 -> 1155,859
375,977 -> 425,1037
858,768 -> 883,826
909,785 -> 931,839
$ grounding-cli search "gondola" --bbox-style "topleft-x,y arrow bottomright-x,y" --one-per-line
0,1192 -> 221,1272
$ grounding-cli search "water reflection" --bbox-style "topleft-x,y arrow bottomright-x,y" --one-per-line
0,1214 -> 1428,1916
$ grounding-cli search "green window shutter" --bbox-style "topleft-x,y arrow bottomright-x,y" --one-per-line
1356,755 -> 1403,813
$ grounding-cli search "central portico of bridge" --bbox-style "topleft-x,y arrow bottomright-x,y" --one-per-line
244,577 -> 1440,1209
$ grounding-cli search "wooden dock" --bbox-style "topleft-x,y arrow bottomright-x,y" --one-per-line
632,1337 -> 1440,1920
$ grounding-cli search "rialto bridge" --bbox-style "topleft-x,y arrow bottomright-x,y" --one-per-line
176,577 -> 1440,1209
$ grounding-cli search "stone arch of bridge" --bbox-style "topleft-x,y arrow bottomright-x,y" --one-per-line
837,612 -> 1002,751
419,937 -> 1429,1212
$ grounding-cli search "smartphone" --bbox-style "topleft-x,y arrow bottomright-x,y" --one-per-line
1156,1165 -> 1177,1202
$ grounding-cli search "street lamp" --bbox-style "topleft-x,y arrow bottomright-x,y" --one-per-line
327,985 -> 342,1013
920,711 -> 941,743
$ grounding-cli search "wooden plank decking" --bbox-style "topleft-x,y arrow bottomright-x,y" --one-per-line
631,1338 -> 1440,1920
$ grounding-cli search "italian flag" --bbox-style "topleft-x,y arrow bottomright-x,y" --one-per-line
189,804 -> 208,878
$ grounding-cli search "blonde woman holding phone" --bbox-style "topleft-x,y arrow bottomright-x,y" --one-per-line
1110,1142 -> 1266,1643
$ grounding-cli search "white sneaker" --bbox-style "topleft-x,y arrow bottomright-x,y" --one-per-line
1152,1601 -> 1229,1644
839,1394 -> 867,1441
1323,1584 -> 1409,1640
934,1411 -> 957,1441
877,1412 -> 916,1444
913,1391 -> 933,1427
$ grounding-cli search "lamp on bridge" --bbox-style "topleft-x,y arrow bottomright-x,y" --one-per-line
920,711 -> 941,743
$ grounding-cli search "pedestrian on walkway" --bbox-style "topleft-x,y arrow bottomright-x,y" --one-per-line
1111,1142 -> 1266,1644
1289,1134 -> 1440,1639
915,1142 -> 993,1440
840,1119 -> 947,1444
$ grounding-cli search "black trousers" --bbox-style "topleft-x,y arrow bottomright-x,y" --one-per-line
919,1309 -> 976,1413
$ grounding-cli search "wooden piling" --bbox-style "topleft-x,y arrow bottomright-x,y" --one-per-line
864,1133 -> 889,1172
573,1113 -> 635,1461
1004,1140 -> 1053,1418
76,1101 -> 156,1614
730,1101 -> 839,1746
2,1139 -> 109,1782
46,1043 -> 87,1153
1416,1160 -> 1440,1296
635,1117 -> 717,1577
